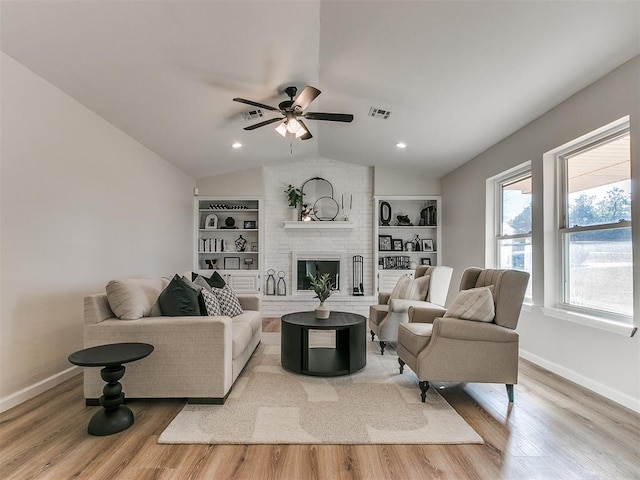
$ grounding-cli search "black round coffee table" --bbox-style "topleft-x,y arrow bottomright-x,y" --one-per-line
68,342 -> 153,436
281,311 -> 366,376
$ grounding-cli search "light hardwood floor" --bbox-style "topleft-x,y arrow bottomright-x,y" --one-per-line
1,318 -> 638,480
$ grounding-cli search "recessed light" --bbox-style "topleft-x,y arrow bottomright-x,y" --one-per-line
395,142 -> 407,149
232,142 -> 242,149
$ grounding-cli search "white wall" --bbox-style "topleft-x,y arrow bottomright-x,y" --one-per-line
441,56 -> 639,411
197,166 -> 264,196
374,166 -> 441,196
0,53 -> 195,411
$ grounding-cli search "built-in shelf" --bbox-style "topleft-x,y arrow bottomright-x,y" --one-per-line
283,221 -> 354,230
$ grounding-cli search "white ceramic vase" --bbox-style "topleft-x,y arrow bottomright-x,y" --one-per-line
315,301 -> 330,319
290,207 -> 298,221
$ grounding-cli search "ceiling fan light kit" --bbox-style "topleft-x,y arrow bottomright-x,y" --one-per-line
233,85 -> 354,141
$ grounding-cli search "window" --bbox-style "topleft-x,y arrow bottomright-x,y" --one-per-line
556,122 -> 632,319
488,163 -> 532,302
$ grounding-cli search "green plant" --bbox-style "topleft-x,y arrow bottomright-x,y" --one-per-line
307,273 -> 334,302
285,184 -> 304,208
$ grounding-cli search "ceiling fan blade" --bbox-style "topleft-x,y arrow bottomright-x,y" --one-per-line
297,120 -> 313,140
243,117 -> 284,130
233,98 -> 280,112
303,112 -> 354,122
293,86 -> 321,111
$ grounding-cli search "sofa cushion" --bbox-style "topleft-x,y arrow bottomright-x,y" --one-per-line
199,271 -> 226,289
444,286 -> 495,322
200,288 -> 222,316
211,284 -> 244,317
158,275 -> 202,317
231,321 -> 253,360
105,277 -> 169,320
232,310 -> 262,335
193,275 -> 213,292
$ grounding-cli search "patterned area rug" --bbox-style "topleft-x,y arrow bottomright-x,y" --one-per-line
158,332 -> 483,444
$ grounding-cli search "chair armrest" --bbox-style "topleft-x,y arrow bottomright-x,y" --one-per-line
433,317 -> 518,343
236,294 -> 260,311
378,292 -> 391,305
390,299 -> 443,313
408,305 -> 447,324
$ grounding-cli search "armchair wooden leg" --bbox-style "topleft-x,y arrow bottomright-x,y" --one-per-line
398,358 -> 405,374
370,330 -> 375,341
506,384 -> 514,403
379,341 -> 386,355
419,381 -> 430,402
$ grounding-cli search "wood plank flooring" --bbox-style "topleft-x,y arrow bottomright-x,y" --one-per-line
1,318 -> 638,479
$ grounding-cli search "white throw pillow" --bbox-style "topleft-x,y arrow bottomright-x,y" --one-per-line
211,284 -> 244,317
105,277 -> 170,320
444,286 -> 495,322
388,274 -> 430,303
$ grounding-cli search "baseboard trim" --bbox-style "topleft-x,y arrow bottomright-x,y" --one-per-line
520,349 -> 640,414
0,366 -> 80,413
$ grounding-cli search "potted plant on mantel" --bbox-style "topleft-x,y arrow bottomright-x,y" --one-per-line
307,273 -> 334,319
285,184 -> 304,221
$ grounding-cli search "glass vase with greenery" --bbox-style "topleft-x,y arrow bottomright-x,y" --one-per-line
285,184 -> 304,208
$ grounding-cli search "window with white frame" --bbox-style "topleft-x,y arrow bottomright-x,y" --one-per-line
556,122 -> 632,319
490,163 -> 532,301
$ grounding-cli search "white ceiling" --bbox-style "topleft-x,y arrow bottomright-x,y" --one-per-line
1,1 -> 638,180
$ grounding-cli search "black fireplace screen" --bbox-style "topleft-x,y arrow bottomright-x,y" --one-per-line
297,260 -> 340,291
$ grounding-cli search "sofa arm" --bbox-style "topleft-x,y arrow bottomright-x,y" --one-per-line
378,292 -> 391,305
433,317 -> 518,343
236,294 -> 260,312
408,305 -> 447,324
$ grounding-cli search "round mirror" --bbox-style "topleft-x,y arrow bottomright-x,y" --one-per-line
313,196 -> 339,221
301,177 -> 334,214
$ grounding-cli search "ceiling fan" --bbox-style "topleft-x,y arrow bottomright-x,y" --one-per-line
233,86 -> 354,140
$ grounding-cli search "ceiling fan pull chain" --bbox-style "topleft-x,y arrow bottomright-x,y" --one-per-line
290,138 -> 293,155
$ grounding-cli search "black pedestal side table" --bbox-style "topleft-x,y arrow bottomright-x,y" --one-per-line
68,342 -> 154,436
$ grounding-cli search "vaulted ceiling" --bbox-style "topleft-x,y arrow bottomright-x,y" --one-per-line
1,1 -> 638,179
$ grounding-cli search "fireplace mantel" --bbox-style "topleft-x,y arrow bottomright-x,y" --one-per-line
282,221 -> 354,230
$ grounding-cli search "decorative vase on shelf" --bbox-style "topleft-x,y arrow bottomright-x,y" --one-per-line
315,301 -> 330,319
290,207 -> 298,221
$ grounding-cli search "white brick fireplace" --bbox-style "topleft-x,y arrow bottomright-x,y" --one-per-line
261,157 -> 375,316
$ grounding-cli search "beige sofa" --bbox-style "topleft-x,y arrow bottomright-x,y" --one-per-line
83,285 -> 261,404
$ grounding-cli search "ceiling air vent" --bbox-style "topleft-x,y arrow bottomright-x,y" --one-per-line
368,107 -> 391,120
242,109 -> 264,121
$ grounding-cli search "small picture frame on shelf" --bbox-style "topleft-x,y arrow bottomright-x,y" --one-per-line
379,235 -> 393,251
204,213 -> 218,230
392,238 -> 404,251
421,239 -> 434,252
223,257 -> 241,270
244,220 -> 257,229
421,258 -> 432,266
251,242 -> 258,252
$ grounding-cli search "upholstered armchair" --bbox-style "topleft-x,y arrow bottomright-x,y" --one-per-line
397,267 -> 530,402
369,265 -> 453,355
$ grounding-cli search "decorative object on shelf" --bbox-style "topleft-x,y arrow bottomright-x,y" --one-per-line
302,177 -> 338,221
379,235 -> 392,251
421,258 -> 432,266
419,204 -> 437,226
208,204 -> 249,210
224,257 -> 241,269
266,269 -> 276,295
204,214 -> 218,230
382,256 -> 411,269
243,220 -> 257,229
409,261 -> 418,269
379,201 -> 392,226
235,235 -> 247,252
205,259 -> 218,269
220,217 -> 237,229
300,204 -> 314,222
404,240 -> 414,252
392,238 -> 404,251
285,184 -> 304,221
251,242 -> 258,252
421,239 -> 434,252
341,194 -> 352,221
352,255 -> 364,296
413,235 -> 422,251
396,214 -> 413,226
277,271 -> 287,296
244,258 -> 254,269
307,272 -> 334,319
